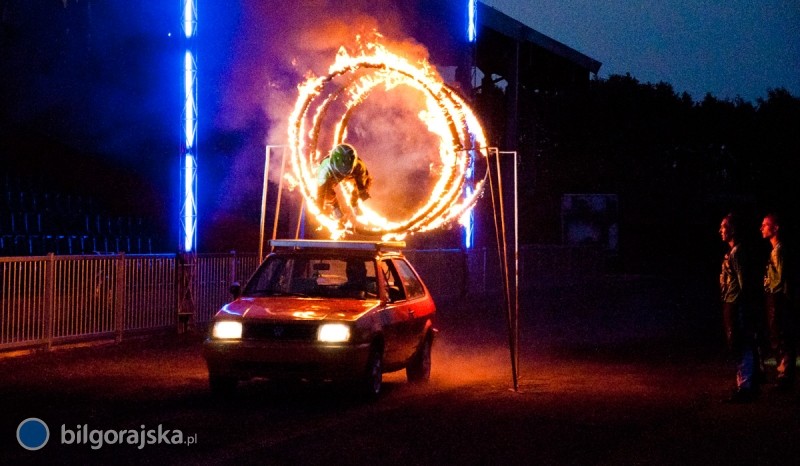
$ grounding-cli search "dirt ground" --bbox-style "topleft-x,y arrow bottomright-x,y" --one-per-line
2,275 -> 799,465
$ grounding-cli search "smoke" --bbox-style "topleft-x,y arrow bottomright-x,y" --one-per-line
214,0 -> 451,224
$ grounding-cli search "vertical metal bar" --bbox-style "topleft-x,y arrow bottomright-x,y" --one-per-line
8,262 -> 13,343
20,260 -> 27,342
145,257 -> 150,328
115,253 -> 126,342
75,258 -> 83,336
148,257 -> 154,327
20,261 -> 26,342
194,255 -> 202,323
45,253 -> 55,350
36,260 -> 42,341
146,257 -> 153,328
145,257 -> 152,325
22,260 -> 29,342
83,258 -> 90,336
148,257 -> 155,328
495,149 -> 517,391
133,256 -> 139,330
89,257 -> 95,335
259,146 -> 272,260
69,259 -> 76,335
174,254 -> 180,329
60,258 -> 68,338
513,151 -> 520,378
294,202 -> 305,240
1,262 -> 5,344
271,146 -> 288,244
11,261 -> 17,343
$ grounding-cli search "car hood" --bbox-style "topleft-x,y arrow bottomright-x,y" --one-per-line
215,296 -> 381,321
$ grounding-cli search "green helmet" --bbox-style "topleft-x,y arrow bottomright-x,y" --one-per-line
330,143 -> 357,177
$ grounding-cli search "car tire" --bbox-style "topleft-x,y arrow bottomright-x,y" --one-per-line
406,334 -> 432,383
359,346 -> 383,399
209,374 -> 237,396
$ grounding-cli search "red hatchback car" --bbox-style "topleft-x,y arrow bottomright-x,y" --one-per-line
203,239 -> 437,398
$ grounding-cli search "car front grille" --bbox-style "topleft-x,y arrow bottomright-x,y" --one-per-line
242,323 -> 318,341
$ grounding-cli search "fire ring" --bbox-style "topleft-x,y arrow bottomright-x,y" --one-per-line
287,45 -> 487,239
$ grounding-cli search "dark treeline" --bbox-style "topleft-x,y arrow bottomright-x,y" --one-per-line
476,74 -> 800,275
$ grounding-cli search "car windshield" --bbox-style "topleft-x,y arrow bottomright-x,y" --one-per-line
243,254 -> 378,300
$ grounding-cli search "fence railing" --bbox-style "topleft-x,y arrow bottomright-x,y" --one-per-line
1,245 -> 603,353
0,252 -> 259,352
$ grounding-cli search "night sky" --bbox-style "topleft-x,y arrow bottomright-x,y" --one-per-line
486,0 -> 800,103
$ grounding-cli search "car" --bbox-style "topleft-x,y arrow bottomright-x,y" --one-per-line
202,239 -> 437,398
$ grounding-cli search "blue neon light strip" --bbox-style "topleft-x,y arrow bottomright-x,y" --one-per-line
181,0 -> 197,252
184,154 -> 196,252
468,0 -> 477,42
463,147 -> 476,249
183,0 -> 195,38
184,51 -> 195,149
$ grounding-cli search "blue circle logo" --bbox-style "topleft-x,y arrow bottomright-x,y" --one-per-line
17,418 -> 50,451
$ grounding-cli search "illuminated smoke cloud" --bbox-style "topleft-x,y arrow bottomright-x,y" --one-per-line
215,1 -> 420,215
215,1 -> 486,241
285,40 -> 487,239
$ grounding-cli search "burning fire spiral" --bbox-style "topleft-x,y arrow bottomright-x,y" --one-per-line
286,39 -> 488,240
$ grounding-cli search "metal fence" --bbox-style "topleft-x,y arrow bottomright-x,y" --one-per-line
1,245 -> 603,354
0,252 -> 259,353
190,253 -> 261,323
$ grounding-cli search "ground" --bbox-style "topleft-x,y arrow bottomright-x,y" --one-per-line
1,275 -> 799,465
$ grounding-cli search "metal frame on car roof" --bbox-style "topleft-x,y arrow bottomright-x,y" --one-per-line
269,239 -> 406,252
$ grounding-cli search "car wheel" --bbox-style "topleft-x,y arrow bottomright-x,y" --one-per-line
359,346 -> 383,399
406,334 -> 432,383
209,374 -> 237,396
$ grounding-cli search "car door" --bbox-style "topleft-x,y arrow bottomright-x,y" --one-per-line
391,258 -> 434,353
377,258 -> 414,367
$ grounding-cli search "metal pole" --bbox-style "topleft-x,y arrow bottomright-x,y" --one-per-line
271,146 -> 288,245
294,202 -> 305,240
511,151 -> 520,377
494,149 -> 518,391
45,253 -> 55,351
487,148 -> 518,392
114,253 -> 126,342
499,151 -> 520,378
259,146 -> 271,260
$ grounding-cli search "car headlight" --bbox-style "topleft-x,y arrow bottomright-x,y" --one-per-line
317,323 -> 351,343
212,321 -> 243,339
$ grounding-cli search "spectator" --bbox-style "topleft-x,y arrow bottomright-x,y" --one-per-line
719,213 -> 762,403
760,213 -> 796,391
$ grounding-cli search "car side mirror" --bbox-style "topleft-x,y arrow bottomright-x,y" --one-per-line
229,281 -> 242,300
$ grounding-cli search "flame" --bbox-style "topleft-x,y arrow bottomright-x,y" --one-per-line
286,37 -> 488,239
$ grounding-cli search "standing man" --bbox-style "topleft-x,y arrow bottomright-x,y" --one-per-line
719,213 -> 761,402
760,212 -> 796,390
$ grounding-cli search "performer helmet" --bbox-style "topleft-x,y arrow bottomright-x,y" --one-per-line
330,143 -> 357,177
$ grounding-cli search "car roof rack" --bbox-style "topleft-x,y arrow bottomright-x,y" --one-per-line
269,239 -> 406,252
